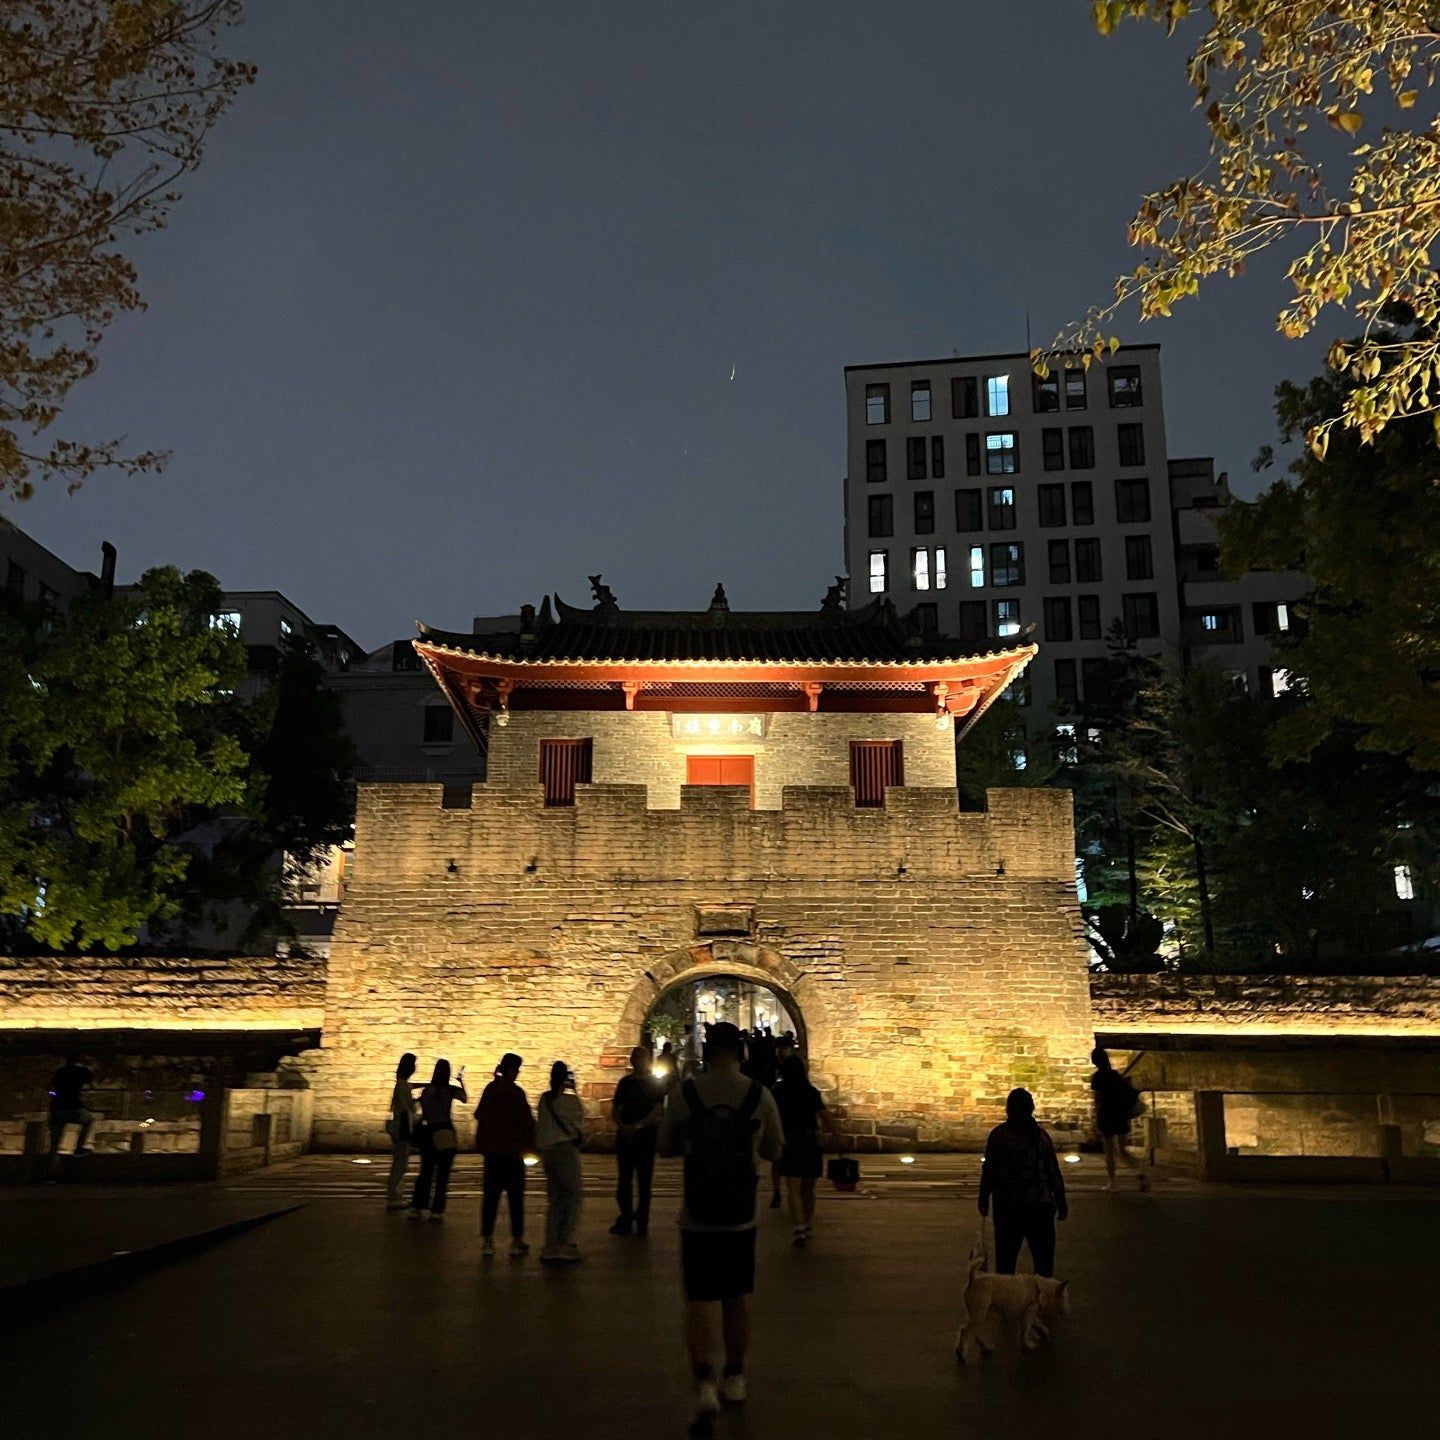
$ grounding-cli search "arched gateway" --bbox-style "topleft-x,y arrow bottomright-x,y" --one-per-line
314,578 -> 1097,1151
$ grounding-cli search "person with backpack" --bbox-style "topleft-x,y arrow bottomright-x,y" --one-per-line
658,1021 -> 784,1433
385,1052 -> 423,1210
473,1052 -> 537,1256
409,1059 -> 467,1220
536,1060 -> 585,1265
977,1087 -> 1068,1277
1090,1047 -> 1151,1192
772,1052 -> 842,1245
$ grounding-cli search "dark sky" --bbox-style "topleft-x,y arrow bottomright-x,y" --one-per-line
7,0 -> 1327,649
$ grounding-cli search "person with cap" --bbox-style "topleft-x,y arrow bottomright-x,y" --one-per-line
977,1087 -> 1068,1277
473,1052 -> 537,1257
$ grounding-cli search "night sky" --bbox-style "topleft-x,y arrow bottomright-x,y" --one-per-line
6,1 -> 1328,649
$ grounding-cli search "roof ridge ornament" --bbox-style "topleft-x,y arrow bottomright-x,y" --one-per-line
820,576 -> 848,612
588,574 -> 620,616
708,583 -> 730,623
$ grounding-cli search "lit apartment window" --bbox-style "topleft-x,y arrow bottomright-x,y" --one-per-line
986,432 -> 1018,474
869,550 -> 888,594
1032,372 -> 1060,413
1042,429 -> 1064,472
1064,367 -> 1086,409
1038,484 -> 1066,527
1394,864 -> 1415,901
907,436 -> 927,480
1125,534 -> 1154,580
866,383 -> 890,424
969,545 -> 985,589
1003,673 -> 1031,707
867,494 -> 893,538
930,435 -> 945,479
1075,537 -> 1102,583
1077,595 -> 1101,640
952,375 -> 980,419
1071,481 -> 1094,526
913,549 -> 931,591
986,374 -> 1011,417
1067,426 -> 1095,469
1048,540 -> 1071,584
913,490 -> 935,534
866,438 -> 887,483
1007,728 -> 1028,770
1044,596 -> 1073,642
1055,723 -> 1079,765
1123,592 -> 1161,639
934,547 -> 948,589
911,381 -> 931,421
1115,477 -> 1152,523
994,598 -> 1021,638
990,542 -> 1024,587
956,488 -> 983,532
279,616 -> 294,641
1269,667 -> 1293,697
988,487 -> 1016,530
1277,602 -> 1291,632
1108,365 -> 1143,408
1117,423 -> 1145,466
1202,613 -> 1221,632
211,611 -> 242,636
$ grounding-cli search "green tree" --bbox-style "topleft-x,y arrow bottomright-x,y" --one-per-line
1,2 -> 254,498
0,566 -> 247,950
1054,2 -> 1440,453
1222,330 -> 1440,770
954,697 -> 1050,810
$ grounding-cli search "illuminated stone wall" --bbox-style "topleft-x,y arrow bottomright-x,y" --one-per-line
314,780 -> 1097,1150
485,710 -> 958,808
0,952 -> 326,1031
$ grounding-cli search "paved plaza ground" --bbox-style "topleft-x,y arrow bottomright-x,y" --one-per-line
2,1154 -> 1433,1439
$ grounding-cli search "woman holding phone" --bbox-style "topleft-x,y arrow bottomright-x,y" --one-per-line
409,1059 -> 467,1220
536,1060 -> 585,1263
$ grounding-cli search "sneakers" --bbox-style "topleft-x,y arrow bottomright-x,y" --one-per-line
481,1236 -> 496,1257
719,1373 -> 746,1405
694,1379 -> 721,1417
509,1239 -> 530,1257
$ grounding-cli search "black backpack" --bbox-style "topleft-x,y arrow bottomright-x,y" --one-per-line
681,1079 -> 763,1226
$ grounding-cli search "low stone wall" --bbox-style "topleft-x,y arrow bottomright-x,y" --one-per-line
0,953 -> 326,1031
1092,973 -> 1440,1039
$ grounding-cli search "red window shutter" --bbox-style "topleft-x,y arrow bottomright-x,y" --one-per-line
850,741 -> 904,808
539,738 -> 593,807
685,755 -> 755,806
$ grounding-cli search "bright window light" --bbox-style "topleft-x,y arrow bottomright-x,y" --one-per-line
869,550 -> 887,594
1394,864 -> 1415,901
969,546 -> 984,588
1202,613 -> 1220,632
1276,602 -> 1291,633
1271,668 -> 1292,697
1074,857 -> 1088,904
985,433 -> 1017,474
913,549 -> 930,591
995,600 -> 1020,637
986,375 -> 1010,416
934,547 -> 947,590
211,611 -> 242,636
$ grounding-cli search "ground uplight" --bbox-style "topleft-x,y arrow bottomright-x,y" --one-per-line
1063,1153 -> 1081,1164
898,1154 -> 916,1165
351,1157 -> 373,1165
523,1154 -> 539,1167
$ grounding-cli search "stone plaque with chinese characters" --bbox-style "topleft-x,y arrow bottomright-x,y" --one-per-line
670,714 -> 769,741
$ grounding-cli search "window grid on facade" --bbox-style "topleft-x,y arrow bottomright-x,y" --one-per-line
1055,658 -> 1078,706
969,545 -> 984,588
868,494 -> 893,537
1048,539 -> 1070,584
914,602 -> 938,637
913,548 -> 930,591
1123,592 -> 1160,639
1042,428 -> 1064,471
986,432 -> 1018,474
965,433 -> 982,476
957,600 -> 987,641
994,598 -> 1020,638
850,740 -> 904,808
930,435 -> 945,479
1044,596 -> 1073,642
423,705 -> 455,744
540,738 -> 593,807
913,490 -> 935,534
952,375 -> 979,419
1074,537 -> 1102,583
1067,426 -> 1095,470
1077,595 -> 1101,640
907,436 -> 927,480
1071,481 -> 1094,526
869,549 -> 887,593
986,374 -> 1010,417
989,542 -> 1024,587
1125,534 -> 1154,580
1108,365 -> 1143,408
955,488 -> 983,531
988,487 -> 1016,531
1038,484 -> 1066,527
866,383 -> 890,424
1117,423 -> 1145,466
1116,477 -> 1152,523
865,438 -> 887,483
1033,372 -> 1060,412
1064,368 -> 1086,409
910,381 -> 931,422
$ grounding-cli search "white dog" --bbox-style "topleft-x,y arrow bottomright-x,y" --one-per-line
955,1233 -> 1071,1364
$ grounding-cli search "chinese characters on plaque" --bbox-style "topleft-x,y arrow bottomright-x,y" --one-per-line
670,714 -> 768,741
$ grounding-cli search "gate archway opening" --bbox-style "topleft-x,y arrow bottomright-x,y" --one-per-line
644,974 -> 804,1072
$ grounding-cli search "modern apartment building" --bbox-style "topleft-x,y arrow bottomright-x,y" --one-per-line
842,347 -> 1307,732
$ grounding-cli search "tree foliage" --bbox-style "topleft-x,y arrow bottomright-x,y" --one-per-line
0,566 -> 247,950
1,2 -> 254,498
1222,331 -> 1440,769
1051,1 -> 1440,453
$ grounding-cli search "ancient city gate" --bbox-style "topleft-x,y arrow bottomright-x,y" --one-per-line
313,580 -> 1096,1149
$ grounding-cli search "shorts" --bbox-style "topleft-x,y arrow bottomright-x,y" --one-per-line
681,1228 -> 757,1303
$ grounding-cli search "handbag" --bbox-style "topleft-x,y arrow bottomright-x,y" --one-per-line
826,1155 -> 860,1191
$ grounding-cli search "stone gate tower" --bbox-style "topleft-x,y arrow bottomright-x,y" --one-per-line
313,580 -> 1094,1149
